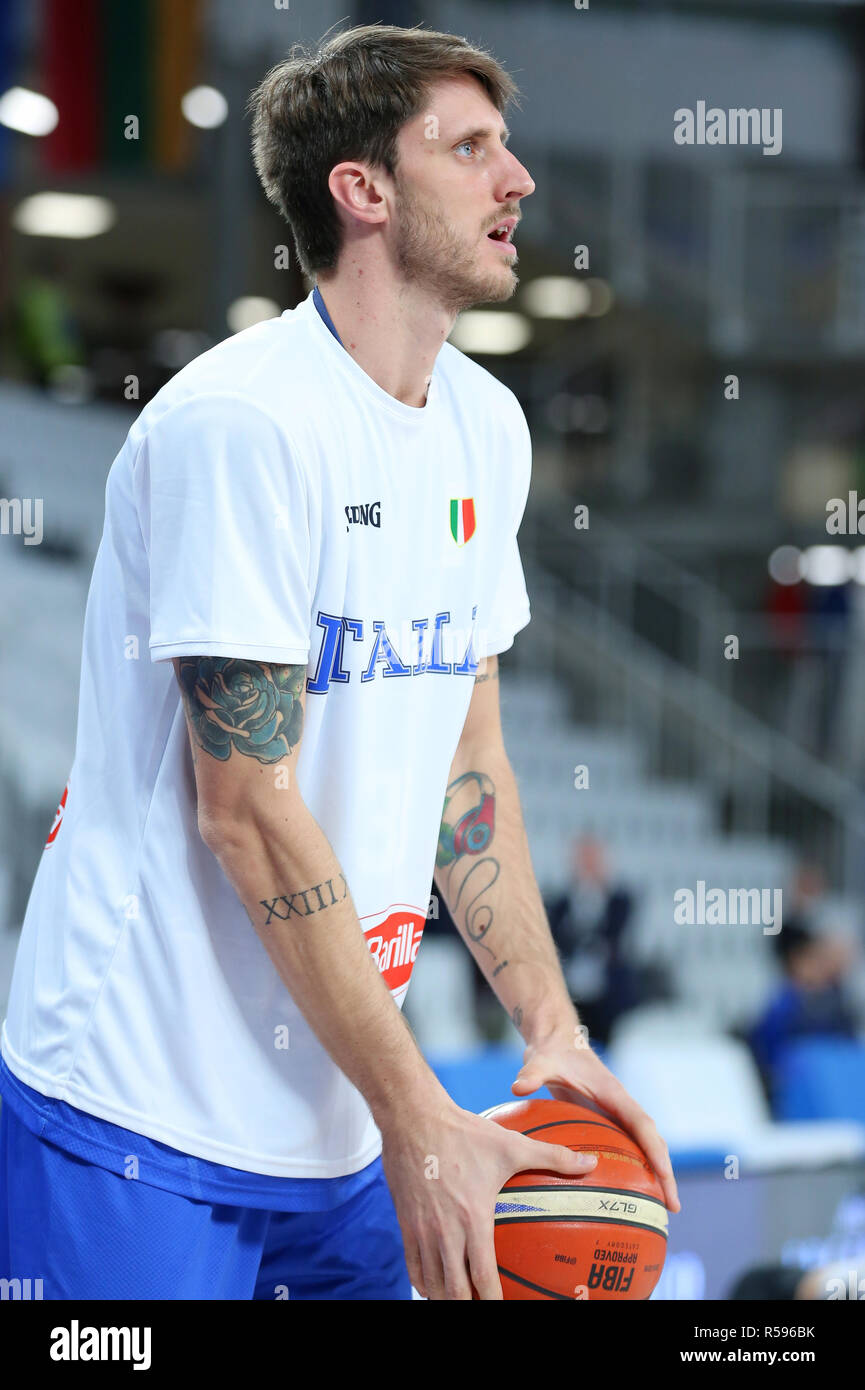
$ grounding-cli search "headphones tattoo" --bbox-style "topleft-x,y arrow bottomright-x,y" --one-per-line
438,771 -> 496,863
453,792 -> 495,855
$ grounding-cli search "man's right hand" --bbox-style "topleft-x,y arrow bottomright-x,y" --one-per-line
379,1096 -> 599,1300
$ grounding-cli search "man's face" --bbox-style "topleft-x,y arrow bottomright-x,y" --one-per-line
389,75 -> 534,314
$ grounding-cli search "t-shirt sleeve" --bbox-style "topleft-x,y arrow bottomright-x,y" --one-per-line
133,393 -> 313,665
477,405 -> 532,659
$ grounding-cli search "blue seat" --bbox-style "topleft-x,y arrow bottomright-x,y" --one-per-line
774,1038 -> 865,1124
666,1147 -> 730,1171
428,1043 -> 607,1115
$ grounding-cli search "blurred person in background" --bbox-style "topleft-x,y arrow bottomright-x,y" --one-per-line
545,834 -> 669,1046
748,865 -> 860,1084
811,580 -> 852,760
10,252 -> 84,390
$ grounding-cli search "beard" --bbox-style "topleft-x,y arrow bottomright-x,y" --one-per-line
393,175 -> 519,314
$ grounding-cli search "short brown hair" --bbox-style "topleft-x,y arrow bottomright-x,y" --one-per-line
248,23 -> 519,280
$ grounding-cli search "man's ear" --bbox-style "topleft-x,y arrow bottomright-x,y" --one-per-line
327,162 -> 390,230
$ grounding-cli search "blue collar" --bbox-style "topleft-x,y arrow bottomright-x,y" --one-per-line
313,285 -> 343,345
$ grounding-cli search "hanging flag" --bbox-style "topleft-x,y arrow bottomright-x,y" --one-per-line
41,0 -> 101,172
0,0 -> 14,189
40,0 -> 202,175
103,0 -> 150,169
153,0 -> 199,172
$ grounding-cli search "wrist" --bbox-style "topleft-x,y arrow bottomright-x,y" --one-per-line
369,1065 -> 454,1134
520,1000 -> 582,1050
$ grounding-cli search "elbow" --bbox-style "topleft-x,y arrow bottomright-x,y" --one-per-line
197,808 -> 244,861
196,791 -> 305,862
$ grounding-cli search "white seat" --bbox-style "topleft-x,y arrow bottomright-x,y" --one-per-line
404,937 -> 483,1056
607,1034 -> 865,1170
608,1004 -> 716,1048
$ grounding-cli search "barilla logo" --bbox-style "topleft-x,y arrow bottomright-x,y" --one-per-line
362,904 -> 425,993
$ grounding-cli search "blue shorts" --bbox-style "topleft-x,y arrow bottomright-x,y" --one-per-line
0,1101 -> 411,1300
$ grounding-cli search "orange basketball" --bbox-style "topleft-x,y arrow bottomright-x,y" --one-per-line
483,1098 -> 668,1300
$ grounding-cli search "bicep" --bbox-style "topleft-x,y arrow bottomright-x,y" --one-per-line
172,656 -> 307,839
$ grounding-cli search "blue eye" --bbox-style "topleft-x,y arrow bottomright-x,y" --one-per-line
456,141 -> 476,157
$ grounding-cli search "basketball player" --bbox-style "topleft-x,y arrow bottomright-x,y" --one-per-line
0,23 -> 679,1301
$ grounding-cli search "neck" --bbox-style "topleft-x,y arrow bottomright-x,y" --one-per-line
316,260 -> 455,408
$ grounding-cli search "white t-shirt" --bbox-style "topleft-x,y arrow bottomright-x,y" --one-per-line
2,289 -> 532,1177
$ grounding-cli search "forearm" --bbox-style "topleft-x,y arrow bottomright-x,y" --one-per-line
434,744 -> 579,1045
204,796 -> 448,1125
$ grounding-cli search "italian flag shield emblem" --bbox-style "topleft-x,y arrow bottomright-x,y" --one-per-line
450,497 -> 476,545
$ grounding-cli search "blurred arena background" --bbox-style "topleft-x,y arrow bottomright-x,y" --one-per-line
3,0 -> 865,1301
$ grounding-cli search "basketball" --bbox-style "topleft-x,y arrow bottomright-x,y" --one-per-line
483,1098 -> 669,1300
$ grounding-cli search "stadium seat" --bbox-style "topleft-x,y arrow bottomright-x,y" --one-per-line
404,937 -> 483,1055
607,1033 -> 865,1171
427,1043 -> 610,1115
427,1045 -> 530,1113
773,1037 -> 865,1126
607,1003 -> 716,1048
